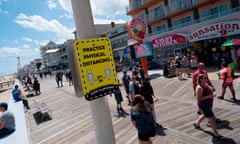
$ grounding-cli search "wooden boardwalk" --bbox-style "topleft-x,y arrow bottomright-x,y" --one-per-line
24,72 -> 240,144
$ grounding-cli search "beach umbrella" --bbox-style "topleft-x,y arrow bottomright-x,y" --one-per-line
221,39 -> 240,46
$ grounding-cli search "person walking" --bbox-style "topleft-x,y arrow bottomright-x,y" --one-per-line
33,78 -> 41,96
122,69 -> 131,105
193,74 -> 224,139
130,95 -> 156,144
181,55 -> 190,78
192,62 -> 215,96
218,62 -> 237,101
192,62 -> 215,115
55,72 -> 63,88
174,57 -> 183,80
111,82 -> 128,117
0,102 -> 15,138
68,71 -> 73,86
128,75 -> 141,103
140,76 -> 157,122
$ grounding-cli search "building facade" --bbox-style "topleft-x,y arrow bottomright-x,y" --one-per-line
127,0 -> 240,67
104,23 -> 130,65
39,23 -> 129,72
39,41 -> 72,72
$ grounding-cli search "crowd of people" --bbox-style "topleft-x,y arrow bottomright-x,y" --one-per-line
113,58 -> 238,143
1,59 -> 238,142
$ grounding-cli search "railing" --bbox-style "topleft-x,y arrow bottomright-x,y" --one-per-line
126,0 -> 143,13
164,0 -> 192,15
148,11 -> 165,22
0,81 -> 15,92
112,41 -> 128,49
148,6 -> 240,36
192,0 -> 204,5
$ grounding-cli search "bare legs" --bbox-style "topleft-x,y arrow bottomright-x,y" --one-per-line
195,114 -> 222,137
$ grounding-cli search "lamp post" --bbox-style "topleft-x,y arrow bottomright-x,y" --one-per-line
17,56 -> 20,74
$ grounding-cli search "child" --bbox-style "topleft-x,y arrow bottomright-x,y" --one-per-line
111,83 -> 128,117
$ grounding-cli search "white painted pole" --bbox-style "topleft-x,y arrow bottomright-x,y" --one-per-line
70,0 -> 116,144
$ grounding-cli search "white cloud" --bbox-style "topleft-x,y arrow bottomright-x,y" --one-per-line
22,37 -> 33,42
90,0 -> 128,17
0,46 -> 36,58
21,44 -> 30,49
58,0 -> 72,14
59,13 -> 72,19
14,13 -> 74,39
57,0 -> 128,24
0,47 -> 19,57
47,0 -> 57,10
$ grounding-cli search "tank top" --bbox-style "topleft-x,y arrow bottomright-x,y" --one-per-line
198,84 -> 213,108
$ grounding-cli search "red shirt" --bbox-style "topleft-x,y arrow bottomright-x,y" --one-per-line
220,67 -> 233,83
192,70 -> 210,87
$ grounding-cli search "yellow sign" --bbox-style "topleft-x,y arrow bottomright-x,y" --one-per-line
74,37 -> 118,101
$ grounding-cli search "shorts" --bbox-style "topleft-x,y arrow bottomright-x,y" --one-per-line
176,68 -> 183,74
199,105 -> 214,118
138,128 -> 156,141
222,82 -> 233,88
114,94 -> 123,104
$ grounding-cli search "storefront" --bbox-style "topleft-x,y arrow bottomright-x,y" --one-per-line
188,21 -> 240,68
151,34 -> 191,65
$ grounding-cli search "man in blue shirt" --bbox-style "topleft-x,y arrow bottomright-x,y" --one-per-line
12,85 -> 30,110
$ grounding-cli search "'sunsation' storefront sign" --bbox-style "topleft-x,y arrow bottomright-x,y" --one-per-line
189,21 -> 240,42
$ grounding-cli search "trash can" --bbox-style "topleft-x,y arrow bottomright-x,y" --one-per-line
163,62 -> 169,76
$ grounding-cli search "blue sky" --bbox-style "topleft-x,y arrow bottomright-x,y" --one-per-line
0,0 -> 130,76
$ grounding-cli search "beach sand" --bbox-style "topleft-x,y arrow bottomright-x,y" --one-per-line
0,89 -> 11,102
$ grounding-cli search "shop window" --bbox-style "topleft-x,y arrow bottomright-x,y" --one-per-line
173,16 -> 192,28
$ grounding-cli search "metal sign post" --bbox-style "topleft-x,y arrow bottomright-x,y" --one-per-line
70,0 -> 116,144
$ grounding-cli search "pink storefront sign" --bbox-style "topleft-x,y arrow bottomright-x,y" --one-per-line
152,34 -> 187,48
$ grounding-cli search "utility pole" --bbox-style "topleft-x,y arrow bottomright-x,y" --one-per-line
70,0 -> 116,144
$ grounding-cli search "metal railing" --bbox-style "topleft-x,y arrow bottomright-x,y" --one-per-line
164,0 -> 192,15
148,11 -> 165,22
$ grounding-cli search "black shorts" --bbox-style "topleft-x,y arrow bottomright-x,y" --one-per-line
199,105 -> 214,118
138,128 -> 156,141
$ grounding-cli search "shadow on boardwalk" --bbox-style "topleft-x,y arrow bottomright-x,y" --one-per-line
25,70 -> 240,144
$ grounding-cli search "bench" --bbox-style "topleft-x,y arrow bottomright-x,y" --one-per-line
32,99 -> 52,123
0,79 -> 30,144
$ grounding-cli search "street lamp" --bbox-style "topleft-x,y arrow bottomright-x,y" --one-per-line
17,56 -> 21,74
